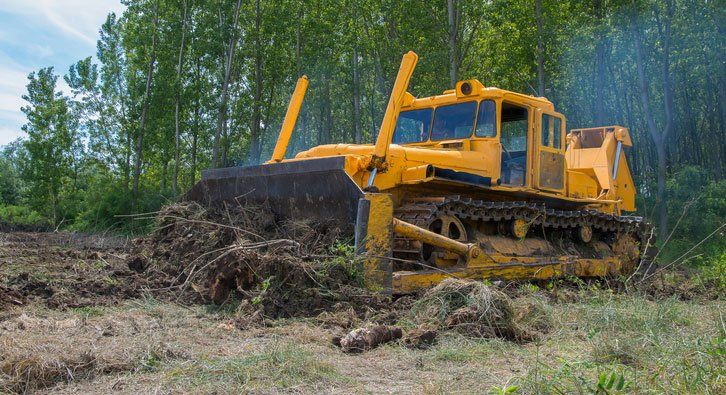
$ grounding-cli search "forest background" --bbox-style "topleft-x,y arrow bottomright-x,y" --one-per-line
0,0 -> 723,268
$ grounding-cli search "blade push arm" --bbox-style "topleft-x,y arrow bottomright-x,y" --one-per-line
370,51 -> 419,169
268,76 -> 309,163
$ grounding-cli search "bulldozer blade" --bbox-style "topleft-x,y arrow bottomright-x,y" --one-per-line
185,156 -> 364,229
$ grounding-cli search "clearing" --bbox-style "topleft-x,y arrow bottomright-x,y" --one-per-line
0,222 -> 723,394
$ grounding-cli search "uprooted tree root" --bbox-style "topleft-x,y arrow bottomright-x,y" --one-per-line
128,202 -> 386,318
410,278 -> 553,342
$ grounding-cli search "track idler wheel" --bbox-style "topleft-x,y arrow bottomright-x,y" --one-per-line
423,214 -> 468,268
612,233 -> 640,274
498,218 -> 529,239
577,225 -> 593,243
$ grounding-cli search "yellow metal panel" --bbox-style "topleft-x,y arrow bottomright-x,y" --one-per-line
392,256 -> 625,294
268,76 -> 309,163
359,193 -> 395,292
372,51 -> 419,167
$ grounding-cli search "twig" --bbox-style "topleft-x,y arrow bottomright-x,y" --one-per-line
158,215 -> 266,241
626,226 -> 655,284
646,193 -> 702,274
114,210 -> 166,218
641,222 -> 725,282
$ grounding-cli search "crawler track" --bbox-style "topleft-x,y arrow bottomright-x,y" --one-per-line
393,196 -> 651,264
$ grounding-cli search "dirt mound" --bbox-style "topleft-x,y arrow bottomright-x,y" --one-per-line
129,202 -> 385,318
636,268 -> 723,301
410,278 -> 552,342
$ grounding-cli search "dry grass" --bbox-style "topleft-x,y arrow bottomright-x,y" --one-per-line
1,287 -> 723,394
410,278 -> 553,341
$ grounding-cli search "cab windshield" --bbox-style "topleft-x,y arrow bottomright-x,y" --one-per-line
430,101 -> 477,140
392,108 -> 432,144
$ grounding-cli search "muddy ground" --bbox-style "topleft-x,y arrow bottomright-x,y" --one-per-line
0,231 -> 723,394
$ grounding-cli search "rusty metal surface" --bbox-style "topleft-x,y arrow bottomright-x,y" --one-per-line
392,256 -> 626,294
185,157 -> 364,229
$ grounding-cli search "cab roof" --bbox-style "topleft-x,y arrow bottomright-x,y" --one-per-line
401,79 -> 555,112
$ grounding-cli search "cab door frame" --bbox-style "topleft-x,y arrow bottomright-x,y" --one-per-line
534,108 -> 566,194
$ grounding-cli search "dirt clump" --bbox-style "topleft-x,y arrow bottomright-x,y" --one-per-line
410,278 -> 552,342
0,286 -> 25,309
636,268 -> 722,301
129,202 -> 386,319
402,326 -> 438,349
335,325 -> 403,353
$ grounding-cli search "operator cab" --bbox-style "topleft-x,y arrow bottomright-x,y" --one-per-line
392,80 -> 564,190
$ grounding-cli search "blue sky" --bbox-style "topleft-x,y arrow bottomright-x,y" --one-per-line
0,0 -> 126,146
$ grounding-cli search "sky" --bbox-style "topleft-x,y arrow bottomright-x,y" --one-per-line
0,0 -> 126,146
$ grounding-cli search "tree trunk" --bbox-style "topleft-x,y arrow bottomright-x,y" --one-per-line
324,75 -> 332,143
131,8 -> 159,207
353,46 -> 361,143
535,0 -> 545,96
211,0 -> 243,168
632,2 -> 674,240
447,0 -> 457,87
190,106 -> 199,188
124,129 -> 131,190
593,0 -> 607,124
289,11 -> 304,155
173,0 -> 189,196
249,0 -> 264,164
161,159 -> 168,191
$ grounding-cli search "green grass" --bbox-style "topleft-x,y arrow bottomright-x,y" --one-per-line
512,290 -> 725,394
70,306 -> 105,318
164,341 -> 350,392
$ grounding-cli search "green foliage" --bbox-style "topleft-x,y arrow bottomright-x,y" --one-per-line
324,241 -> 365,287
19,67 -> 77,226
490,383 -> 520,395
0,205 -> 48,230
652,166 -> 726,265
697,252 -> 726,293
0,155 -> 20,205
251,277 -> 272,306
0,0 -> 722,245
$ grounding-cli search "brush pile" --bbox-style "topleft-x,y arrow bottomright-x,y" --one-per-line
129,202 -> 385,318
410,278 -> 552,342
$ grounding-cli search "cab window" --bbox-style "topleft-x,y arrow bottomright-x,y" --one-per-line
475,100 -> 496,137
430,101 -> 477,141
392,108 -> 432,144
541,114 -> 562,149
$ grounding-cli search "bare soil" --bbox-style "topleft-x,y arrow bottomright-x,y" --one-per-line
0,232 -> 148,310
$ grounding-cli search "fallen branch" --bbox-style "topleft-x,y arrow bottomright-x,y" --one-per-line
641,222 -> 725,283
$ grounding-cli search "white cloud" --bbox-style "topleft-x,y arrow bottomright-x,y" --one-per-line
0,126 -> 24,146
0,0 -> 126,148
0,1 -> 125,45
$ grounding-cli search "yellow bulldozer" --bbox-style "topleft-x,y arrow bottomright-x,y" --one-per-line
187,51 -> 649,294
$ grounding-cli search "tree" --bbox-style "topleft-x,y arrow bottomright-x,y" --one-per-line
131,2 -> 160,205
173,0 -> 191,195
211,0 -> 243,168
20,68 -> 74,225
631,0 -> 675,240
